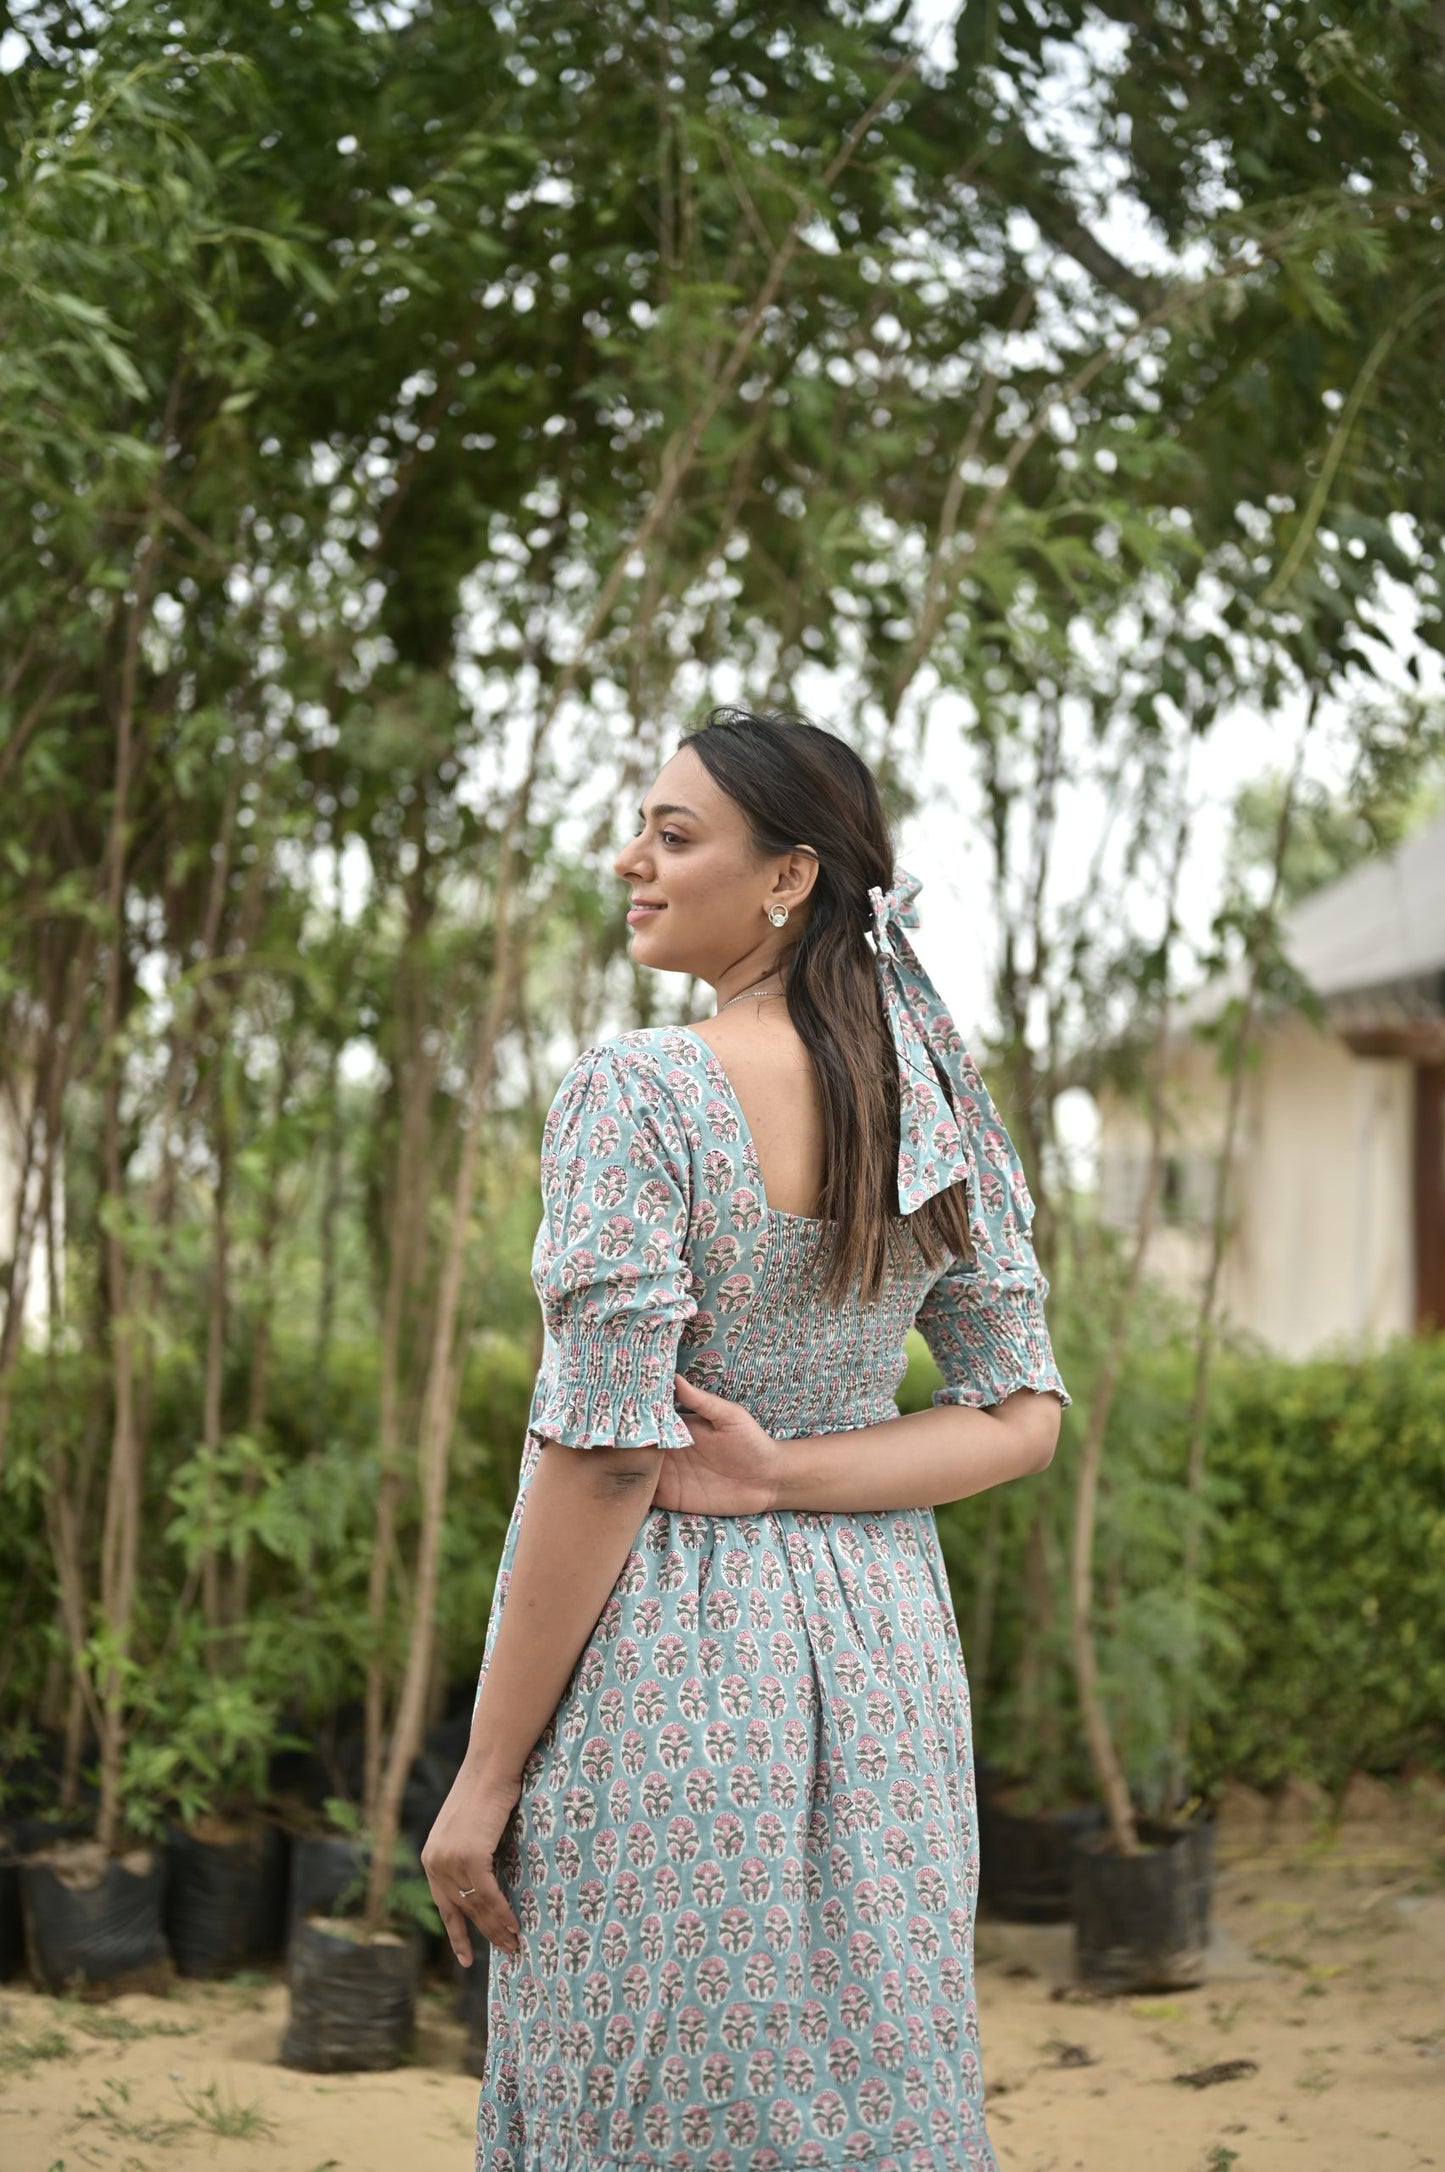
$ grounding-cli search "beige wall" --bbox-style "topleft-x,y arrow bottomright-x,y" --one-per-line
1096,1014 -> 1415,1359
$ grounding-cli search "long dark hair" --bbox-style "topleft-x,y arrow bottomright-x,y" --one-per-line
684,707 -> 975,1304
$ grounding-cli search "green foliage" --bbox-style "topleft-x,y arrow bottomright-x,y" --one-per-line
173,2082 -> 275,2144
0,1320 -> 529,1829
4,0 -> 1445,1848
1227,721 -> 1445,913
907,1260 -> 1232,1809
117,1635 -> 303,1839
0,2025 -> 73,2081
1200,1337 -> 1445,1790
914,1314 -> 1445,1801
317,1797 -> 440,1938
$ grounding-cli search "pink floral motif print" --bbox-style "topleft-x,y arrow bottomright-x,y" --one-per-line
477,1025 -> 1069,2169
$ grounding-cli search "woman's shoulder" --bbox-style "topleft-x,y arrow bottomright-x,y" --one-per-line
542,1027 -> 708,1138
551,1023 -> 701,1087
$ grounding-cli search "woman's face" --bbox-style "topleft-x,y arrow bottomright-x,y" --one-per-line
611,745 -> 815,987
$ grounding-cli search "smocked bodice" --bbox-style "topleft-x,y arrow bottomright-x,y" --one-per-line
523,1024 -> 1068,1460
685,1209 -> 935,1440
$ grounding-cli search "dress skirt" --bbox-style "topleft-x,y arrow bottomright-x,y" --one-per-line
474,1461 -> 999,2172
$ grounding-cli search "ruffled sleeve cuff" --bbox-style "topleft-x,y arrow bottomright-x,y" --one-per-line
925,1281 -> 1073,1411
527,1317 -> 696,1450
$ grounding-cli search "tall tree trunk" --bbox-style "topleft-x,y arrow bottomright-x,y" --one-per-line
968,1492 -> 1005,1706
225,1043 -> 295,1631
93,1109 -> 138,1849
362,882 -> 438,1831
1165,699 -> 1316,1808
0,924 -> 85,1471
1068,789 -> 1192,1856
313,1039 -> 344,1400
94,544 -> 159,1854
364,1083 -> 491,1926
1012,1508 -> 1055,1790
199,1085 -> 231,1643
362,760 -> 546,1924
58,1310 -> 108,1814
312,873 -> 351,1402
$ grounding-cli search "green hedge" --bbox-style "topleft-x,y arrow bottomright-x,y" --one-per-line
1200,1336 -> 1445,1789
907,1325 -> 1445,1799
6,1313 -> 1442,1815
0,1325 -> 537,1820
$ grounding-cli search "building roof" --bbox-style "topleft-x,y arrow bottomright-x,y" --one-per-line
1175,802 -> 1445,1032
1287,803 -> 1445,997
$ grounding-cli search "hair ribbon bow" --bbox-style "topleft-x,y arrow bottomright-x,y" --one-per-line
865,866 -> 1039,1290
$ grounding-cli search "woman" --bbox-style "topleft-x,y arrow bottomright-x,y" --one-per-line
423,708 -> 1070,2172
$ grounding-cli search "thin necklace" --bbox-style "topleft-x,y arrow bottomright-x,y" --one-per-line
716,981 -> 787,1016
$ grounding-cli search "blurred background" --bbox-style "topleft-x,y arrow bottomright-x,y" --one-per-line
1,0 -> 1443,2157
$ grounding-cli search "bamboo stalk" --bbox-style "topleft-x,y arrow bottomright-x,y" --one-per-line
225,1038 -> 295,1632
362,878 -> 440,1833
94,554 -> 158,1856
968,1494 -> 1005,1703
1068,783 -> 1192,1856
1165,693 -> 1318,1808
362,935 -> 529,1926
199,1080 -> 231,1644
91,364 -> 185,1849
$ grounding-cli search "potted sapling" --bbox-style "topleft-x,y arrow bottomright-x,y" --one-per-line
152,1656 -> 293,1979
280,1796 -> 435,2073
150,1437 -> 303,1976
1067,836 -> 1215,1991
18,1670 -> 174,1998
964,1492 -> 1103,1922
916,1340 -> 1103,1922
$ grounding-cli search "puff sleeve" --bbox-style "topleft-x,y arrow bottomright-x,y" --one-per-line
914,1256 -> 1071,1411
913,1071 -> 1072,1412
525,1039 -> 698,1450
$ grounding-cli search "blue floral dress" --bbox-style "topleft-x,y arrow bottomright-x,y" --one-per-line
475,1025 -> 1069,2172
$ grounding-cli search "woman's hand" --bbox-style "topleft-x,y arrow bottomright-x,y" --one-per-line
654,1374 -> 780,1515
421,1761 -> 523,1964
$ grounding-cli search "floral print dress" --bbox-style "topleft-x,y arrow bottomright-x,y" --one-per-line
475,1025 -> 1070,2172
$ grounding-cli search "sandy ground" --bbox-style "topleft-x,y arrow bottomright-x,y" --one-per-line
2,1789 -> 1442,2172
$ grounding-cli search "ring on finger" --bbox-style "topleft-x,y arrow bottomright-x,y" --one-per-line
458,1884 -> 477,1898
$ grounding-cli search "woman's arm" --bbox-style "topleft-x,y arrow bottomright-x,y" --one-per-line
655,1373 -> 1060,1517
422,1440 -> 662,1962
774,1389 -> 1060,1510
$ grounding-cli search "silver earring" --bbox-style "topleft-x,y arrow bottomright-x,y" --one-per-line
767,904 -> 790,927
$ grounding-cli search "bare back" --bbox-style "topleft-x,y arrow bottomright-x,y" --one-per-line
686,1009 -> 826,1220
